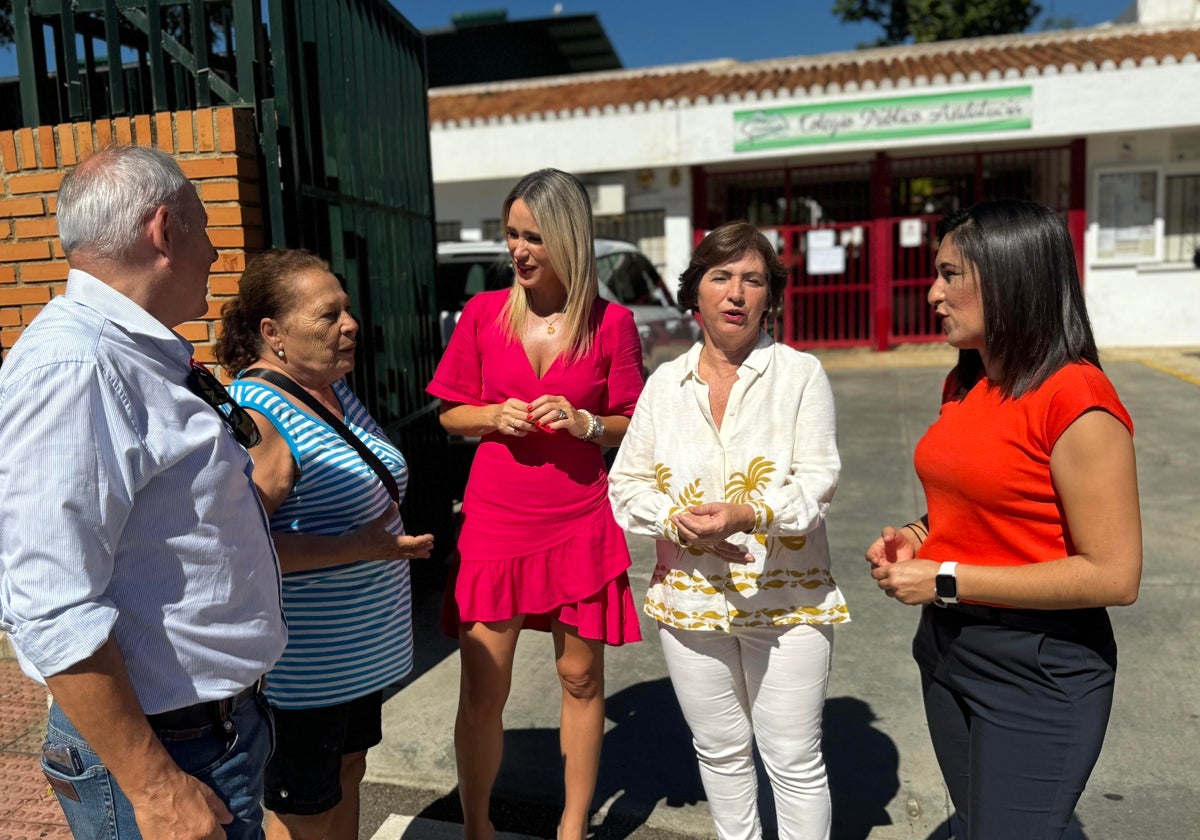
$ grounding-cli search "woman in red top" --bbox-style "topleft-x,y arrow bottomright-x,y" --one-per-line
865,200 -> 1142,839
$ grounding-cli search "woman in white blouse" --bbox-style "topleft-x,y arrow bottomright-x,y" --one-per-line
609,221 -> 847,840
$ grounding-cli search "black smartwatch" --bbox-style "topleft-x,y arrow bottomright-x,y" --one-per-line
935,561 -> 959,605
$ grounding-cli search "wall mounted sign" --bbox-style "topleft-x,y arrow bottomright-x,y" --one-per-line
734,86 -> 1033,153
804,229 -> 844,274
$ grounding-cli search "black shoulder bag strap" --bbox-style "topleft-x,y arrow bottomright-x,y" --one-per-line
242,368 -> 400,504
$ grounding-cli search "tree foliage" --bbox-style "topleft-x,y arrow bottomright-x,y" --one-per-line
833,0 -> 1043,46
1,0 -> 13,49
0,1 -> 226,53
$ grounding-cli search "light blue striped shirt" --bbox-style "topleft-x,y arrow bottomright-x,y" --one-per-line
228,378 -> 413,709
0,270 -> 287,715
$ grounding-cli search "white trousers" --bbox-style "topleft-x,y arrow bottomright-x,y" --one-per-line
658,622 -> 834,840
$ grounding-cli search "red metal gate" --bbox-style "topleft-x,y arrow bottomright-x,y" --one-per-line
771,216 -> 943,349
698,142 -> 1082,350
773,221 -> 872,348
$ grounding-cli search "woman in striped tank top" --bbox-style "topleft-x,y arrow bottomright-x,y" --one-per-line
218,249 -> 435,840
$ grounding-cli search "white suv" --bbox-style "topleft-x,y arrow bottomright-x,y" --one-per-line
436,238 -> 699,374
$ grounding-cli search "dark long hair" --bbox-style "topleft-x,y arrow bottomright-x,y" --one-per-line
938,200 -> 1099,399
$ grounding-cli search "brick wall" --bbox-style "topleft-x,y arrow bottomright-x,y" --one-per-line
0,107 -> 263,373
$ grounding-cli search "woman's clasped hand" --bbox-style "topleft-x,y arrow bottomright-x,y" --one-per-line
866,526 -> 934,603
670,503 -> 755,563
492,396 -> 583,436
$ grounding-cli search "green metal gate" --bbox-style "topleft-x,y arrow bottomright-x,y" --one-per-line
11,0 -> 455,549
261,0 -> 452,547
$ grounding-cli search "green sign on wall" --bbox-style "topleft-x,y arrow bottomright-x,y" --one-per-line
734,86 -> 1033,152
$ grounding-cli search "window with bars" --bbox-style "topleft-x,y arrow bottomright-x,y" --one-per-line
481,219 -> 503,241
1165,173 -> 1200,265
1094,166 -> 1200,264
436,221 -> 463,242
593,209 -> 667,274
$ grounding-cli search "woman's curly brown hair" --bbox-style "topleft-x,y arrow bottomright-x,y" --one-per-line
216,249 -> 330,375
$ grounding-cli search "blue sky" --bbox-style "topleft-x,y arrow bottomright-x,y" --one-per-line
397,0 -> 1136,68
1,1 -> 1136,79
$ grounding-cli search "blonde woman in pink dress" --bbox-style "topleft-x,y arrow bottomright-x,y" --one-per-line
426,168 -> 643,840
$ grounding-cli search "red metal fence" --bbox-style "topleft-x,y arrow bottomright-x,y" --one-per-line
775,221 -> 871,348
699,142 -> 1081,350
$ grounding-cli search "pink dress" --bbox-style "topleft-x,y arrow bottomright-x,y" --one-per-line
427,290 -> 644,645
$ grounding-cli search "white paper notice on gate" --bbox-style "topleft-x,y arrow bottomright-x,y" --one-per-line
899,218 -> 925,248
806,229 -> 837,250
807,246 -> 846,275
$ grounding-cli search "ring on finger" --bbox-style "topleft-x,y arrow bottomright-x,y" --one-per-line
556,409 -> 568,421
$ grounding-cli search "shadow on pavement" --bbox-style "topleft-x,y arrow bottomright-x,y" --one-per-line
427,682 -> 911,840
592,686 -> 908,839
589,677 -> 706,838
407,678 -> 704,839
412,787 -> 566,838
824,696 -> 900,839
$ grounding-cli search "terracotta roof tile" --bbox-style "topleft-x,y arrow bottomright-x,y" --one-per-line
430,23 -> 1200,125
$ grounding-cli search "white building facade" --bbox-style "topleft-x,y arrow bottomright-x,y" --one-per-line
428,9 -> 1200,349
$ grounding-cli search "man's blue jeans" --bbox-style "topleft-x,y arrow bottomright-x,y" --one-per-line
41,692 -> 274,839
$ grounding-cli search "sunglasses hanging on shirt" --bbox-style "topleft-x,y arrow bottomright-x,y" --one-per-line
187,359 -> 262,449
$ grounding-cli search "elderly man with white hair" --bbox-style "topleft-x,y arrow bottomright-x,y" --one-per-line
0,145 -> 286,840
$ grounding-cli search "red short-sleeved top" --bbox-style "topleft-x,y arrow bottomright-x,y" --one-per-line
915,361 -> 1133,568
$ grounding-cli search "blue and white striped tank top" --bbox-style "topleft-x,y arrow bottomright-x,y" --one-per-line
228,377 -> 414,709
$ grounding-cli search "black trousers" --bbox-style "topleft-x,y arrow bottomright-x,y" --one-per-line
913,602 -> 1117,840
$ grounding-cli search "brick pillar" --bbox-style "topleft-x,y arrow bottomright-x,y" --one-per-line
0,107 -> 263,375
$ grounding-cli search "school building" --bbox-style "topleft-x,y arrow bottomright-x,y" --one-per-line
425,2 -> 1200,349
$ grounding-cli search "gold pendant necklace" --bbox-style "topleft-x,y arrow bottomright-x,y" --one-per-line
538,311 -> 564,335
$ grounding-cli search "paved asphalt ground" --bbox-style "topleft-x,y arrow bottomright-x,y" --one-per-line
357,346 -> 1200,840
1,346 -> 1196,839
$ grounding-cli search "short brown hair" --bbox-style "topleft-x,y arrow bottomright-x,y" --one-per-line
676,222 -> 786,319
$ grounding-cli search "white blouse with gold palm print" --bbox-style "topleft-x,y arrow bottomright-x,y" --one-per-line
609,335 -> 849,632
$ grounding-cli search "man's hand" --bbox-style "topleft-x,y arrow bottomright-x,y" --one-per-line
131,769 -> 232,839
45,638 -> 238,839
